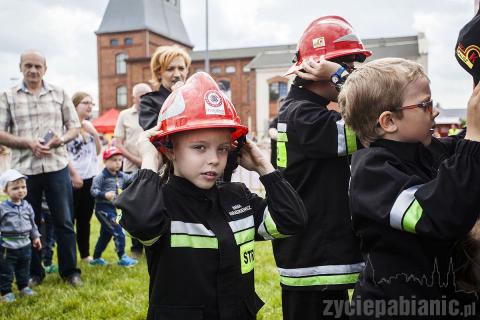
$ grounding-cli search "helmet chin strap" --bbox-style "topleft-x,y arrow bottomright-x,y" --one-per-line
221,135 -> 246,183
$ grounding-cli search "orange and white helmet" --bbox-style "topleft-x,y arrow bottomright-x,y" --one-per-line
151,72 -> 248,152
285,16 -> 372,76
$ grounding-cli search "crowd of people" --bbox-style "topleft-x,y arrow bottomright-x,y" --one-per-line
0,9 -> 480,320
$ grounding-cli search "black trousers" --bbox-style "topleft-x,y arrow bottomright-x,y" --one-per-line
72,178 -> 95,259
282,289 -> 350,320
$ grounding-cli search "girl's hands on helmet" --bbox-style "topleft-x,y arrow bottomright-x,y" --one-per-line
237,139 -> 275,176
295,56 -> 342,82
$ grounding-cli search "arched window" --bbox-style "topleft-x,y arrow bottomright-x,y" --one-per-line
116,86 -> 128,107
269,81 -> 288,102
218,80 -> 231,100
115,53 -> 128,74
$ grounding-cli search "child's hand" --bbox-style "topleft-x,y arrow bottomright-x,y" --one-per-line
465,83 -> 480,142
105,191 -> 116,201
138,124 -> 163,171
295,56 -> 342,82
32,238 -> 42,250
237,139 -> 275,176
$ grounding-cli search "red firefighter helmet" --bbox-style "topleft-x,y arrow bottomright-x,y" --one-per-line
103,146 -> 122,160
151,72 -> 248,151
285,16 -> 372,76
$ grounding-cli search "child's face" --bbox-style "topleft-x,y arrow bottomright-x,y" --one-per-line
105,155 -> 123,173
5,178 -> 27,203
169,128 -> 231,189
392,76 -> 438,146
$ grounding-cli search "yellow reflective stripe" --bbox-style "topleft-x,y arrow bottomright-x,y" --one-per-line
402,199 -> 423,233
276,131 -> 288,169
171,234 -> 218,249
280,273 -> 360,286
345,125 -> 357,155
234,227 -> 255,245
277,132 -> 288,142
265,212 -> 289,239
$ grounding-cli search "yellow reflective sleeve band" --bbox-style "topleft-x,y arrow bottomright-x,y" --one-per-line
171,234 -> 218,249
277,132 -> 288,142
277,141 -> 287,168
265,211 -> 289,239
345,125 -> 357,155
280,273 -> 360,287
240,240 -> 255,274
234,228 -> 255,245
402,199 -> 423,233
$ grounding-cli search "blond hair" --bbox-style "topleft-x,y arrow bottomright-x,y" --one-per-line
150,45 -> 191,89
71,91 -> 91,108
339,58 -> 428,146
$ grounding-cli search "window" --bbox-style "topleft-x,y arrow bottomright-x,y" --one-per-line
218,80 -> 231,100
110,39 -> 119,46
226,66 -> 236,74
243,65 -> 250,73
124,37 -> 133,45
116,86 -> 128,107
116,53 -> 128,74
211,66 -> 222,74
269,82 -> 288,102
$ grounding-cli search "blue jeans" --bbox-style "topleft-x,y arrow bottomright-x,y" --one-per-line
41,207 -> 56,266
93,203 -> 125,259
0,245 -> 31,294
26,166 -> 80,279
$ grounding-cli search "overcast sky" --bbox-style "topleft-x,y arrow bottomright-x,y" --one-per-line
0,0 -> 477,109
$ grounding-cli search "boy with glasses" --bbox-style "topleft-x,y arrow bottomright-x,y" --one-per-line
339,57 -> 480,318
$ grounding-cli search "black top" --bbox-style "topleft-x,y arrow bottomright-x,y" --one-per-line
139,85 -> 172,130
349,137 -> 480,313
115,169 -> 307,320
274,85 -> 363,290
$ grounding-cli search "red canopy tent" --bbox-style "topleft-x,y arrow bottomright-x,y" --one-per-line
92,108 -> 120,134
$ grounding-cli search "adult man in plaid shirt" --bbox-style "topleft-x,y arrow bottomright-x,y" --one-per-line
0,50 -> 82,287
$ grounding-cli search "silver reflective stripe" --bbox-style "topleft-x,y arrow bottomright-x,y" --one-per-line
171,221 -> 215,236
229,216 -> 254,233
277,122 -> 287,132
390,185 -> 422,231
278,262 -> 365,277
257,207 -> 274,240
333,33 -> 360,43
336,119 -> 347,156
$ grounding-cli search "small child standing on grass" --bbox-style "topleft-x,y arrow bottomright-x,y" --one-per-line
90,147 -> 137,268
0,169 -> 41,302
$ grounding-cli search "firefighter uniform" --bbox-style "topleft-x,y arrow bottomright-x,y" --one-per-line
349,137 -> 480,319
115,169 -> 307,320
275,85 -> 363,318
139,85 -> 171,131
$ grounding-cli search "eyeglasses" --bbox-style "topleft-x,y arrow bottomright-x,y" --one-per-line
392,100 -> 433,113
80,101 -> 96,106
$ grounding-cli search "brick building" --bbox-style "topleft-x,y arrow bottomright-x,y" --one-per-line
96,0 -> 428,137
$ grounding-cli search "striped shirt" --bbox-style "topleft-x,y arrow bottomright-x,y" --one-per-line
0,82 -> 81,175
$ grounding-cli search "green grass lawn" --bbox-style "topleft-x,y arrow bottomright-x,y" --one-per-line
0,204 -> 283,319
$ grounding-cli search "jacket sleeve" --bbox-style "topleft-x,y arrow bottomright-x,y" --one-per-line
248,171 -> 307,241
289,103 -> 358,158
114,169 -> 169,246
90,174 -> 106,199
350,139 -> 480,240
139,95 -> 160,131
27,203 -> 41,239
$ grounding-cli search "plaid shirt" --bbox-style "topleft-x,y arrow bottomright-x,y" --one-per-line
0,82 -> 80,175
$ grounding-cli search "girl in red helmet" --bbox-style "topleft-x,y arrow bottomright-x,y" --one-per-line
115,72 -> 307,320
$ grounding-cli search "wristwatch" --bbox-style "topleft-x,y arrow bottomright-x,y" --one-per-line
60,136 -> 65,146
330,66 -> 349,91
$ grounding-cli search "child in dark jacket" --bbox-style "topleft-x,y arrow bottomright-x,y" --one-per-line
115,72 -> 307,320
90,147 -> 137,267
339,57 -> 480,319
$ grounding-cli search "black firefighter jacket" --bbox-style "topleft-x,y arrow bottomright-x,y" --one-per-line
139,85 -> 171,130
115,169 -> 307,320
274,85 -> 363,291
349,137 -> 480,319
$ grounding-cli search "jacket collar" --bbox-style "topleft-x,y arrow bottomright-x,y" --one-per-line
371,139 -> 434,166
287,84 -> 331,106
102,167 -> 121,178
159,85 -> 171,97
167,175 -> 218,201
